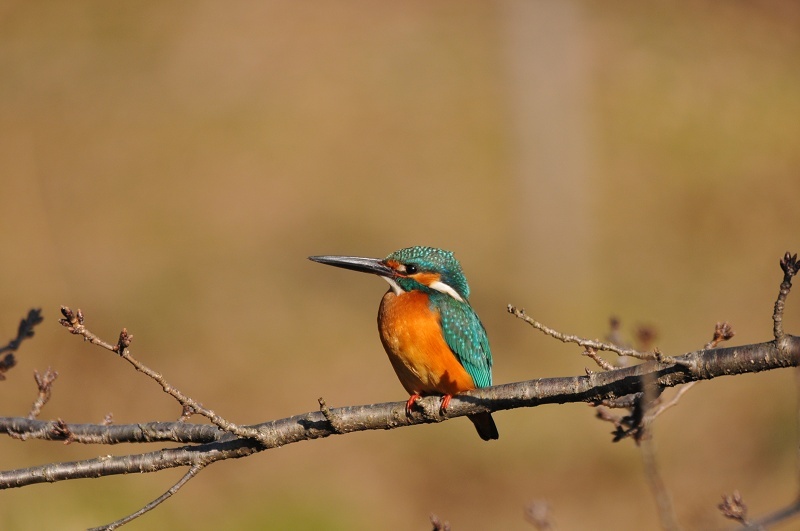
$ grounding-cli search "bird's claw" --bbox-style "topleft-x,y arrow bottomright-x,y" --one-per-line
405,394 -> 421,415
440,394 -> 453,413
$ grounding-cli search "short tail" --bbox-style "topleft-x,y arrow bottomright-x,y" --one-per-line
468,412 -> 499,441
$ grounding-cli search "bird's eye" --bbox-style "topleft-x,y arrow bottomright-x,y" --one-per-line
405,264 -> 418,275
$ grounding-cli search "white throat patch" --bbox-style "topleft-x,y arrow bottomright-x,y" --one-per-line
382,276 -> 405,295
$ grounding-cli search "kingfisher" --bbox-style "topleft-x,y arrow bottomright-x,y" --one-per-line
309,246 -> 498,441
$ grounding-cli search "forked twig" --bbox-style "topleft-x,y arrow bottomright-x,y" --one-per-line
27,368 -> 58,419
507,305 -> 658,361
58,307 -> 261,441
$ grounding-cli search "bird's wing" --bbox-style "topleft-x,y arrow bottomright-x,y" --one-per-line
436,295 -> 493,388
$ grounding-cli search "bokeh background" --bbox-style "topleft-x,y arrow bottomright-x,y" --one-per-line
2,1 -> 799,529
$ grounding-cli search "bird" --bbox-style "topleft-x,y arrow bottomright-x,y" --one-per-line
308,246 -> 498,441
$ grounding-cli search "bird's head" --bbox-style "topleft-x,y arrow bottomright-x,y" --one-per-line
309,246 -> 470,302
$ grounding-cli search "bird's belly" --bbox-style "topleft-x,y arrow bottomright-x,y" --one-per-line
378,290 -> 475,396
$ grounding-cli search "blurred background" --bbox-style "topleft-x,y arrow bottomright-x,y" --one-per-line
1,1 -> 799,529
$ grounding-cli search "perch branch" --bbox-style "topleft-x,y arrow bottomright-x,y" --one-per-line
1,334 -> 798,489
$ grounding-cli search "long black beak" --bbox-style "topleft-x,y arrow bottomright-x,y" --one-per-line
308,255 -> 396,277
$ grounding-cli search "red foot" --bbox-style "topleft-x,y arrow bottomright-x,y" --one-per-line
405,394 -> 421,414
440,394 -> 453,412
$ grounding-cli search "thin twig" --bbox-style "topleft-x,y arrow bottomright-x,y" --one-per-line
89,463 -> 206,531
774,252 -> 798,341
583,346 -> 615,371
27,368 -> 58,419
318,397 -> 343,434
177,404 -> 195,423
507,306 -> 657,361
648,382 -> 696,421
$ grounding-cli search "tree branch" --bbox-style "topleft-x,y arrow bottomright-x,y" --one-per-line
1,334 -> 798,489
0,417 -> 223,444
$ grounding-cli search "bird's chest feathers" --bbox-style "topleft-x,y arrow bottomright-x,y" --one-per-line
378,290 -> 474,395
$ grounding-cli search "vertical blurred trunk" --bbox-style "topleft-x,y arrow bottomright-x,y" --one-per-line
501,0 -> 595,303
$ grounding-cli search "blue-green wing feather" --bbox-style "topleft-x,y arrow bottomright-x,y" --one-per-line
432,293 -> 493,388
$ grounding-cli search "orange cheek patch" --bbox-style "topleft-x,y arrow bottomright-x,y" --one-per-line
410,272 -> 440,287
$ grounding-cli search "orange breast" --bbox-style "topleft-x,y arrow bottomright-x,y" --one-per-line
377,290 -> 476,396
